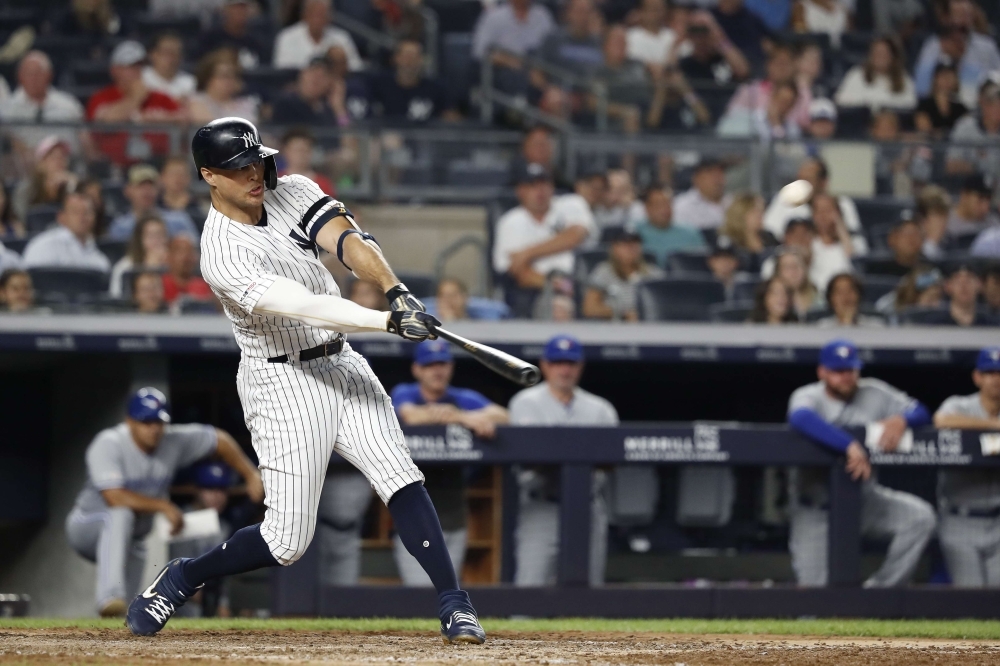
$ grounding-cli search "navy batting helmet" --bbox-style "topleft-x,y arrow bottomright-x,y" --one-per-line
191,117 -> 278,189
127,387 -> 171,423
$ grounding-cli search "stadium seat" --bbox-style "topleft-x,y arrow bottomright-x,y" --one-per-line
731,275 -> 760,303
178,300 -> 219,314
394,272 -> 437,299
445,162 -> 508,188
668,251 -> 710,276
97,240 -> 128,266
835,107 -> 872,139
242,68 -> 300,103
3,238 -> 28,255
27,268 -> 108,303
853,198 -> 914,229
25,205 -> 60,235
860,275 -> 900,306
709,301 -> 753,323
855,253 -> 906,276
636,277 -> 726,321
574,249 -> 609,283
441,33 -> 475,113
69,60 -> 112,87
898,306 -> 949,325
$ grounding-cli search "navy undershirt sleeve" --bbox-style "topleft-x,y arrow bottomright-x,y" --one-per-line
788,407 -> 856,453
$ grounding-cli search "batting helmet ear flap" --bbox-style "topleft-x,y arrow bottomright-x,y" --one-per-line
264,154 -> 277,190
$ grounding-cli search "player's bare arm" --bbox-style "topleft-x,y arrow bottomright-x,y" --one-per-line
100,488 -> 185,535
213,428 -> 265,504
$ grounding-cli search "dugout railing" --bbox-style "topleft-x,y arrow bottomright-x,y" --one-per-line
269,423 -> 1000,620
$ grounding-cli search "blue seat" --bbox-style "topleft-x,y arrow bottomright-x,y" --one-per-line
394,272 -> 437,299
441,33 -> 475,111
636,277 -> 725,321
861,275 -> 901,307
853,198 -> 914,229
98,239 -> 128,266
25,205 -> 60,235
709,301 -> 753,323
668,251 -> 710,276
445,163 -> 508,188
28,268 -> 108,303
242,68 -> 300,103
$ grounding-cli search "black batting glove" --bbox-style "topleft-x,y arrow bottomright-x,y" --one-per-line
387,310 -> 440,342
386,283 -> 426,312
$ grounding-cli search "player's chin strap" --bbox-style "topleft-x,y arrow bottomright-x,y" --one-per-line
336,229 -> 380,271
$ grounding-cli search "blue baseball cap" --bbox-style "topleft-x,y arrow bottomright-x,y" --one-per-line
819,339 -> 863,371
977,347 -> 1000,372
192,461 -> 236,489
127,387 -> 171,423
414,339 -> 453,366
543,334 -> 583,362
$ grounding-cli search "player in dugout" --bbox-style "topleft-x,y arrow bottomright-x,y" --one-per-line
786,339 -> 937,587
65,388 -> 263,617
933,346 -> 1000,587
391,340 -> 509,585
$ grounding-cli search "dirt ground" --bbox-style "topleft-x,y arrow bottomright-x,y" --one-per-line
3,628 -> 1000,665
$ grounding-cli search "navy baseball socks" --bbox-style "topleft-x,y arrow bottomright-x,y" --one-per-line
127,524 -> 278,636
389,482 -> 486,644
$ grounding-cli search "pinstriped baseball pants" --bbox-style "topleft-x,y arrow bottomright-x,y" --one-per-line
237,343 -> 424,565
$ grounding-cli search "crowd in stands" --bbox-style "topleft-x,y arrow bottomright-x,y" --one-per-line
0,0 -> 994,326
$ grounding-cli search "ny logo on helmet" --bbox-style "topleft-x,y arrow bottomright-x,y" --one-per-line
238,132 -> 260,149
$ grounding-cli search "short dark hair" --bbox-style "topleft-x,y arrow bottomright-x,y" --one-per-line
150,31 -> 183,52
282,126 -> 315,146
641,186 -> 672,202
0,268 -> 28,290
825,272 -> 863,308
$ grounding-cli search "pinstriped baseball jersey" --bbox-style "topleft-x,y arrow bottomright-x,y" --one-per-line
200,174 -> 352,359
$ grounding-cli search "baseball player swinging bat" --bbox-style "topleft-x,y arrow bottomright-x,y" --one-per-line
430,325 -> 540,387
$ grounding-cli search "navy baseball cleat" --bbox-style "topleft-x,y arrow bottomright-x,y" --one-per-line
126,558 -> 199,636
438,590 -> 486,644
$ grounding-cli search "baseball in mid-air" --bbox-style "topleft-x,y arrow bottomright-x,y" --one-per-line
778,179 -> 813,207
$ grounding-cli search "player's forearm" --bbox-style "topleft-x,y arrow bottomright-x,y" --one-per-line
214,429 -> 259,480
788,408 -> 855,453
398,404 -> 463,426
314,219 -> 399,291
101,488 -> 172,514
253,275 -> 389,333
477,404 -> 510,425
934,413 -> 1000,430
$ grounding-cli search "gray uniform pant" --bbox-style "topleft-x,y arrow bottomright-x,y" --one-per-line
65,507 -> 147,611
316,470 -> 375,586
789,481 -> 936,587
393,529 -> 467,586
939,513 -> 1000,588
514,493 -> 608,587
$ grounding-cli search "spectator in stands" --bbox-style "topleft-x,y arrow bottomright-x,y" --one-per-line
835,37 -> 917,111
367,40 -> 457,124
536,0 -> 603,77
12,136 -> 77,223
271,56 -> 341,126
0,184 -> 23,239
132,270 -> 167,314
707,237 -> 741,297
86,41 -> 184,163
109,215 -> 169,298
673,158 -> 731,230
55,0 -> 123,40
347,279 -> 387,310
107,164 -> 199,241
787,339 -> 936,587
915,1 -> 1000,106
471,0 -> 555,96
162,234 -> 212,305
934,346 -> 1000,587
391,340 -> 509,586
198,0 -> 270,69
78,179 -> 108,239
917,185 -> 952,259
626,0 -> 678,73
599,169 -> 646,229
918,263 -> 996,326
971,222 -> 1000,258
748,275 -> 797,323
983,266 -> 1000,316
720,192 -> 777,271
805,98 -> 837,140
678,10 -> 751,85
946,174 -> 1000,243
718,79 -> 801,141
142,33 -> 197,102
189,49 -> 259,125
881,213 -> 930,277
159,157 -> 205,227
429,277 -> 508,322
646,63 -> 713,132
273,0 -> 362,71
509,126 -> 569,190
817,273 -> 885,327
278,128 -> 335,195
810,192 -> 866,291
509,334 -> 617,586
583,228 -> 665,321
947,77 -> 1000,181
882,266 -> 945,314
791,0 -> 847,48
712,0 -> 771,68
634,187 -> 707,267
0,269 -> 35,313
773,244 -> 820,317
763,157 -> 862,239
723,42 -> 811,130
573,168 -> 608,220
21,192 -> 109,271
0,51 -> 84,153
493,164 -> 596,316
915,61 -> 967,137
594,26 -> 654,130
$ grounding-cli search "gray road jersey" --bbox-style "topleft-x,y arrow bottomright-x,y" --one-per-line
71,423 -> 217,535
937,393 -> 1000,509
788,378 -> 914,506
787,377 -> 915,425
509,383 -> 619,426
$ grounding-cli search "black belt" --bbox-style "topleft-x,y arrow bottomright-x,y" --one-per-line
948,506 -> 1000,519
267,337 -> 344,364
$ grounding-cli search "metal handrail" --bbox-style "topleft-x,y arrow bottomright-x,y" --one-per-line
434,235 -> 490,295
